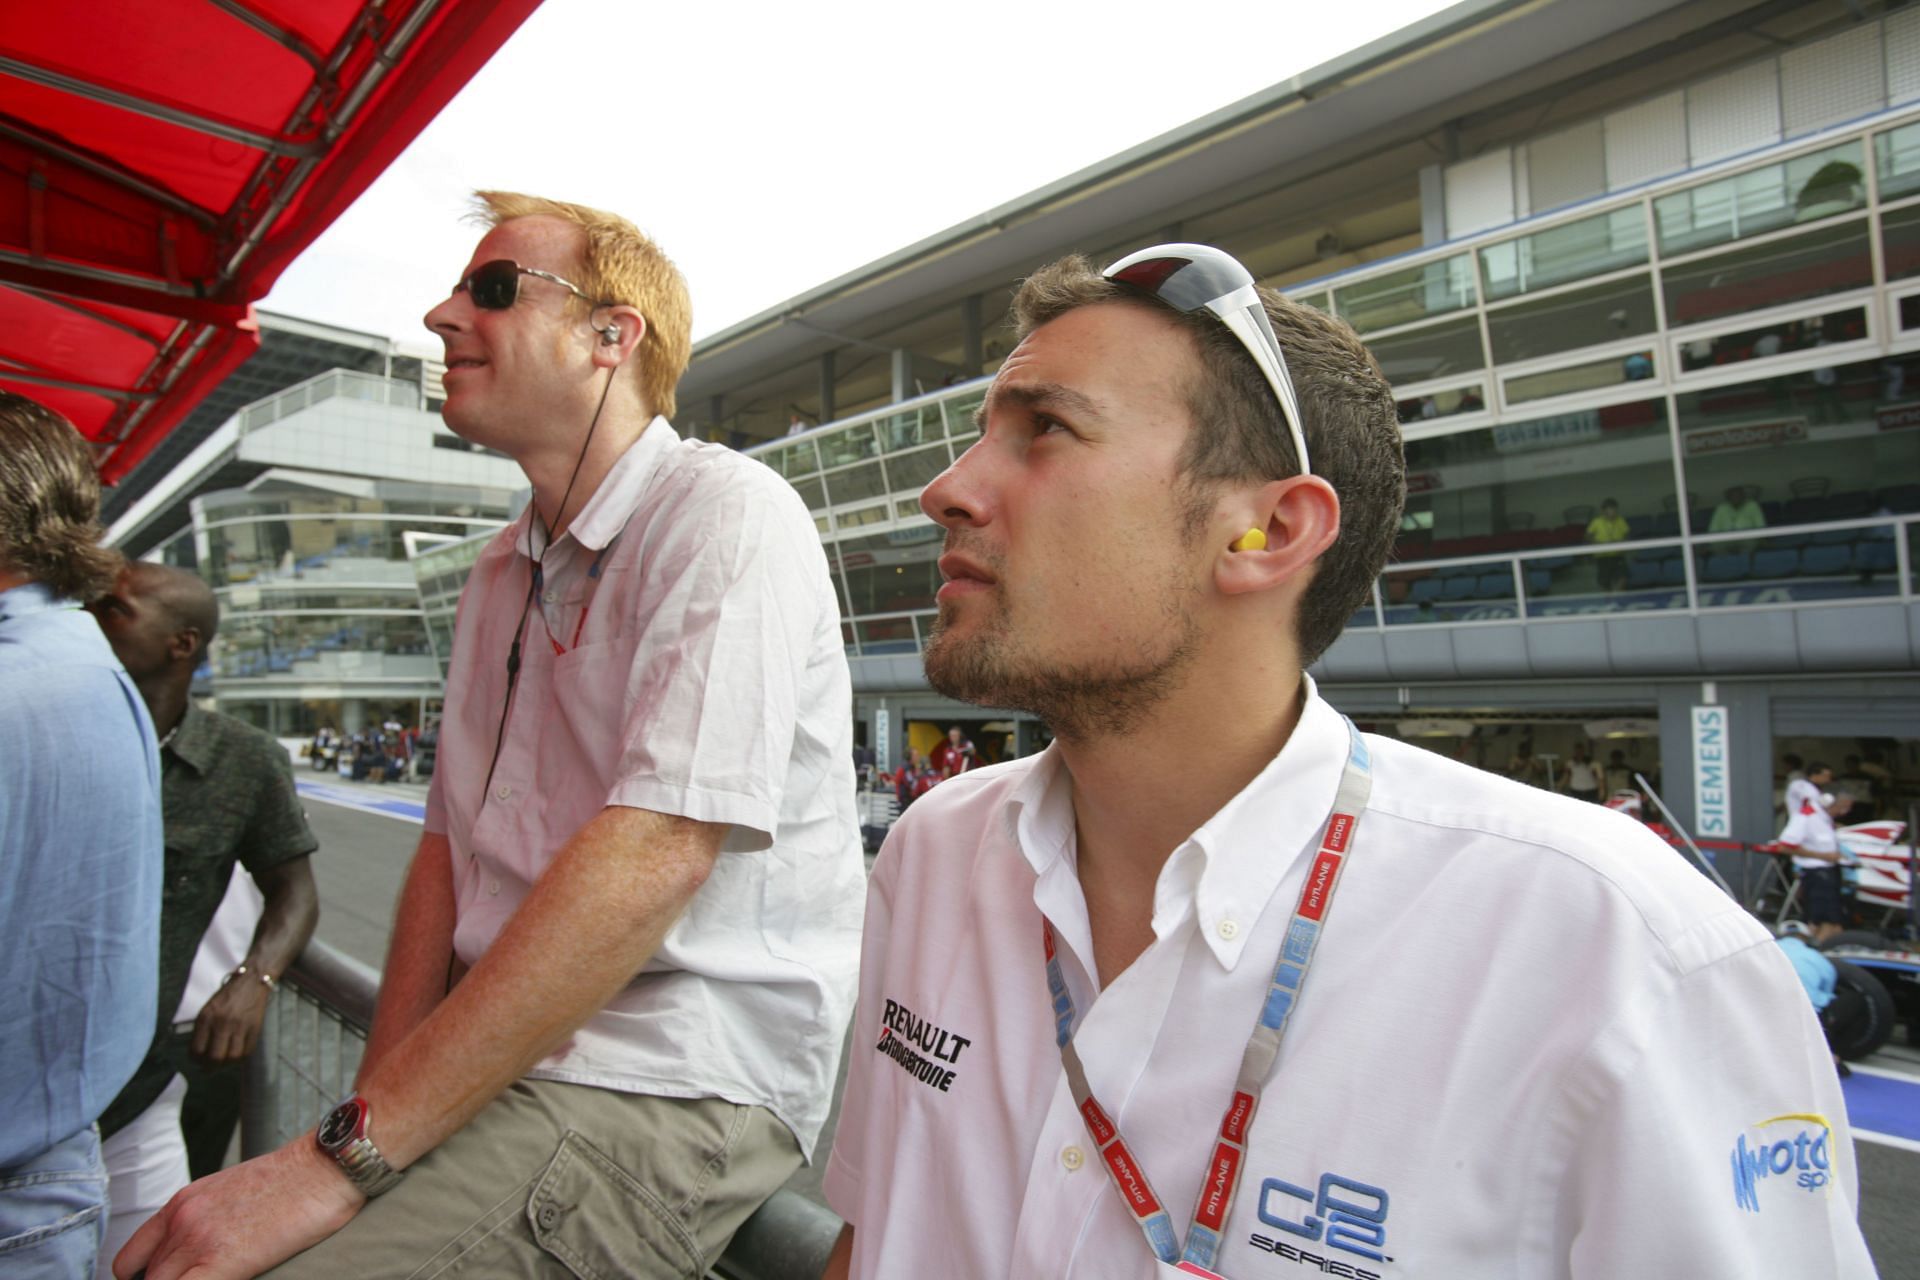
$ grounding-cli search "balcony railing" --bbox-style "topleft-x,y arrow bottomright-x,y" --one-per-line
243,940 -> 843,1280
238,369 -> 423,435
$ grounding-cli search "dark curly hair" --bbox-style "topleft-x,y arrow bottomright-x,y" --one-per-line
0,391 -> 122,602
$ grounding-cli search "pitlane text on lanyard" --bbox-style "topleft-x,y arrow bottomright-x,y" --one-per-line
1043,719 -> 1373,1276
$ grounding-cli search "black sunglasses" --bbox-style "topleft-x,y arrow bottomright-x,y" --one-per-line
452,259 -> 608,311
1104,243 -> 1311,477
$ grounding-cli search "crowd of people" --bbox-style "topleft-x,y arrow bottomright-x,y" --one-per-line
2,199 -> 1878,1280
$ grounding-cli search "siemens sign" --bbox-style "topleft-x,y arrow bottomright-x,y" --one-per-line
1691,706 -> 1732,838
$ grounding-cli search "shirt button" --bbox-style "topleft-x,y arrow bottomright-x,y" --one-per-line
1217,919 -> 1240,941
543,591 -> 557,603
488,878 -> 501,896
535,1201 -> 560,1231
1061,1146 -> 1085,1171
496,784 -> 511,800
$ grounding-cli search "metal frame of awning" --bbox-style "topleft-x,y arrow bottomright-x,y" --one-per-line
0,0 -> 539,481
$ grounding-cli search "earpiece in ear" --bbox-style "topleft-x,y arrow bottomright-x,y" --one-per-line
599,322 -> 621,346
1230,527 -> 1267,552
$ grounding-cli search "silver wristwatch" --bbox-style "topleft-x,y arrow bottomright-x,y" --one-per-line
315,1095 -> 404,1198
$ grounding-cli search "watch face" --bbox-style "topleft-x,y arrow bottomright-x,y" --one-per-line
317,1098 -> 363,1150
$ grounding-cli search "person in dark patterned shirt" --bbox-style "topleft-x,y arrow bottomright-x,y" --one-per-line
86,562 -> 320,1273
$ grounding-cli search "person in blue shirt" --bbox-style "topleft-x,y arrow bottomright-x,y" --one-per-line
0,390 -> 164,1278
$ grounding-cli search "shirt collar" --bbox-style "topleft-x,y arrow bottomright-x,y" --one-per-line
0,581 -> 62,623
1003,676 -> 1351,973
164,704 -> 219,774
517,416 -> 677,560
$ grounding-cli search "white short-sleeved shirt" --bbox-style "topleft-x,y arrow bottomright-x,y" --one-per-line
425,417 -> 865,1156
824,680 -> 1874,1278
1782,778 -> 1842,868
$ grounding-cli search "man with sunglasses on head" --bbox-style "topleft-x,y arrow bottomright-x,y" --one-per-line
120,193 -> 865,1280
820,247 -> 1872,1278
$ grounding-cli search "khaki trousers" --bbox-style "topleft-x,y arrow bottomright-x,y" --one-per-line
267,1080 -> 801,1279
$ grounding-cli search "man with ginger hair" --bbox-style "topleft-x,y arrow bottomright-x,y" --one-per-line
0,390 -> 162,1277
123,194 -> 864,1279
819,248 -> 1870,1277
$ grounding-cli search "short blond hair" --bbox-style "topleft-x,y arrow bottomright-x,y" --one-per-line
473,191 -> 693,419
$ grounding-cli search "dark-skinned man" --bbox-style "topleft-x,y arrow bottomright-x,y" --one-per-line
87,562 -> 319,1275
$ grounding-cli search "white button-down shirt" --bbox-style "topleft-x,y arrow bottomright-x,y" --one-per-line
426,418 -> 864,1156
824,681 -> 1873,1277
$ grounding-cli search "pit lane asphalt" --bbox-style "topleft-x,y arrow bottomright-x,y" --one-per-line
296,774 -> 1920,1275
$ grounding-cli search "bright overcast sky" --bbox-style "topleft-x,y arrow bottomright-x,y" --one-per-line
263,0 -> 1462,350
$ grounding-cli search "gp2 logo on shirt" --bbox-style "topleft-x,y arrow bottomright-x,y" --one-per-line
1255,1172 -> 1389,1263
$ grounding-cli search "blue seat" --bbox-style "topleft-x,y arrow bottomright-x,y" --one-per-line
1769,531 -> 1811,549
1809,528 -> 1854,545
1525,568 -> 1551,595
1801,544 -> 1851,575
1536,555 -> 1576,570
1853,541 -> 1896,573
1752,548 -> 1799,578
1659,558 -> 1686,586
1875,483 -> 1920,513
1703,552 -> 1750,582
1652,512 -> 1681,538
1627,558 -> 1662,588
1474,572 -> 1511,598
1441,576 -> 1477,600
1626,515 -> 1653,539
1409,578 -> 1443,603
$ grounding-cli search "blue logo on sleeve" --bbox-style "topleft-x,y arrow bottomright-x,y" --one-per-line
1730,1114 -> 1833,1212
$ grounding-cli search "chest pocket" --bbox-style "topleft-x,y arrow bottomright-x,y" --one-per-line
163,794 -> 251,892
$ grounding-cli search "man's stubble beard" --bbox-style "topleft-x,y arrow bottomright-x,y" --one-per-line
923,575 -> 1202,743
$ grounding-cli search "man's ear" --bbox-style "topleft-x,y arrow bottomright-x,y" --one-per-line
590,304 -> 647,373
170,627 -> 201,664
1214,475 -> 1341,598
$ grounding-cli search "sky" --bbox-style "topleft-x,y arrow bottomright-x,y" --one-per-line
262,0 -> 1464,351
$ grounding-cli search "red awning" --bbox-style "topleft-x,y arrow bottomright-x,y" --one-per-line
0,0 -> 542,482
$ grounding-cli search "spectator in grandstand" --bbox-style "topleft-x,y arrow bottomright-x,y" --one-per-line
1780,762 -> 1854,946
120,194 -> 863,1280
930,723 -> 978,777
1604,747 -> 1635,797
820,247 -> 1870,1278
86,563 -> 319,1277
1709,484 -> 1767,535
0,390 -> 162,1278
1584,496 -> 1631,591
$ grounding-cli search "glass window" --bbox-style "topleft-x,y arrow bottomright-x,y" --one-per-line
789,476 -> 827,511
1882,204 -> 1920,282
1676,354 -> 1920,531
1486,276 -> 1657,365
1692,523 -> 1900,606
854,617 -> 920,655
212,613 -> 434,680
1380,558 -> 1517,625
1333,254 -> 1475,334
1653,140 -> 1866,256
1396,384 -> 1487,426
1291,290 -> 1331,314
1479,207 -> 1649,302
837,534 -> 941,616
832,503 -> 888,530
1677,307 -> 1867,374
1874,121 -> 1920,202
879,408 -> 942,452
884,442 -> 952,491
1661,222 -> 1872,329
820,460 -> 888,505
1397,399 -> 1676,563
816,423 -> 882,468
1902,294 -> 1920,333
1505,350 -> 1657,405
763,441 -> 820,480
204,517 -> 481,589
1366,316 -> 1485,386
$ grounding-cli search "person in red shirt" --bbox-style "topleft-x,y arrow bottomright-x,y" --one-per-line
930,725 -> 977,778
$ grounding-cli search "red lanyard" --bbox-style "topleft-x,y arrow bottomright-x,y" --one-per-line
1044,720 -> 1373,1272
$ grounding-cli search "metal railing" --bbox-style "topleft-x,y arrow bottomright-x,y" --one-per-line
237,368 -> 423,435
242,940 -> 843,1280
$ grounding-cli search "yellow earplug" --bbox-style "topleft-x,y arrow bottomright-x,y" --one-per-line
1230,527 -> 1267,552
